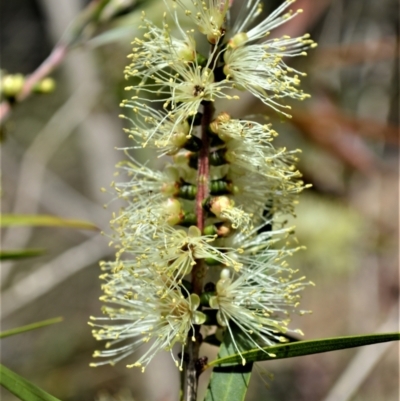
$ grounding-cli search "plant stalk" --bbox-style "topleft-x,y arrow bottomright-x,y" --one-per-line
183,100 -> 214,401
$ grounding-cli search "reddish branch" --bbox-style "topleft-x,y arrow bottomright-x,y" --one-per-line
0,0 -> 113,125
195,104 -> 212,234
0,45 -> 68,124
184,101 -> 214,401
192,101 -> 213,293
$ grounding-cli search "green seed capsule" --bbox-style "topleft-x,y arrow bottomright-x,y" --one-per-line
196,53 -> 208,67
183,135 -> 202,152
204,257 -> 222,266
203,225 -> 217,236
204,282 -> 216,292
179,212 -> 197,226
178,184 -> 197,200
200,291 -> 215,307
210,178 -> 232,195
202,196 -> 212,212
209,148 -> 228,166
209,133 -> 226,147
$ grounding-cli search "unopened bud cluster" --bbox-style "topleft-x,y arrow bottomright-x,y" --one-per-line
0,71 -> 55,100
90,0 -> 316,370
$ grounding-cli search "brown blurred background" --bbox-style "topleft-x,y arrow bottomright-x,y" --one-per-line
1,0 -> 399,400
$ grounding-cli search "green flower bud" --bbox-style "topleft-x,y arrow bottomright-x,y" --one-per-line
33,77 -> 56,94
2,74 -> 24,98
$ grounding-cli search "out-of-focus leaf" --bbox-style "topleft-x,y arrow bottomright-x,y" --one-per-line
64,0 -> 110,45
1,214 -> 98,230
0,317 -> 63,339
0,364 -> 62,401
0,249 -> 45,260
99,0 -> 148,22
88,26 -> 139,47
88,0 -> 157,48
204,328 -> 253,401
205,332 -> 400,369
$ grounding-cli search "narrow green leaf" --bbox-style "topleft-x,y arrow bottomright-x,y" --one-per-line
204,329 -> 253,401
0,248 -> 45,260
0,364 -> 62,401
0,317 -> 63,339
206,332 -> 400,368
1,214 -> 98,231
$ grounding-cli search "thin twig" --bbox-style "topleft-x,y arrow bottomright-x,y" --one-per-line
0,46 -> 68,124
0,0 -> 120,125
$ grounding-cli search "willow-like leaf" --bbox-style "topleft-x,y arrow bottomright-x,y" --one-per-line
0,317 -> 63,339
1,214 -> 98,230
0,249 -> 45,260
0,364 -> 62,401
205,332 -> 400,369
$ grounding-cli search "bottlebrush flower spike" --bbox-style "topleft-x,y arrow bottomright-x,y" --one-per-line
209,262 -> 307,364
170,0 -> 231,44
223,0 -> 317,116
90,266 -> 205,371
91,0 -> 315,376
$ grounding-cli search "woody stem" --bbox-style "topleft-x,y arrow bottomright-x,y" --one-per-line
183,100 -> 214,401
